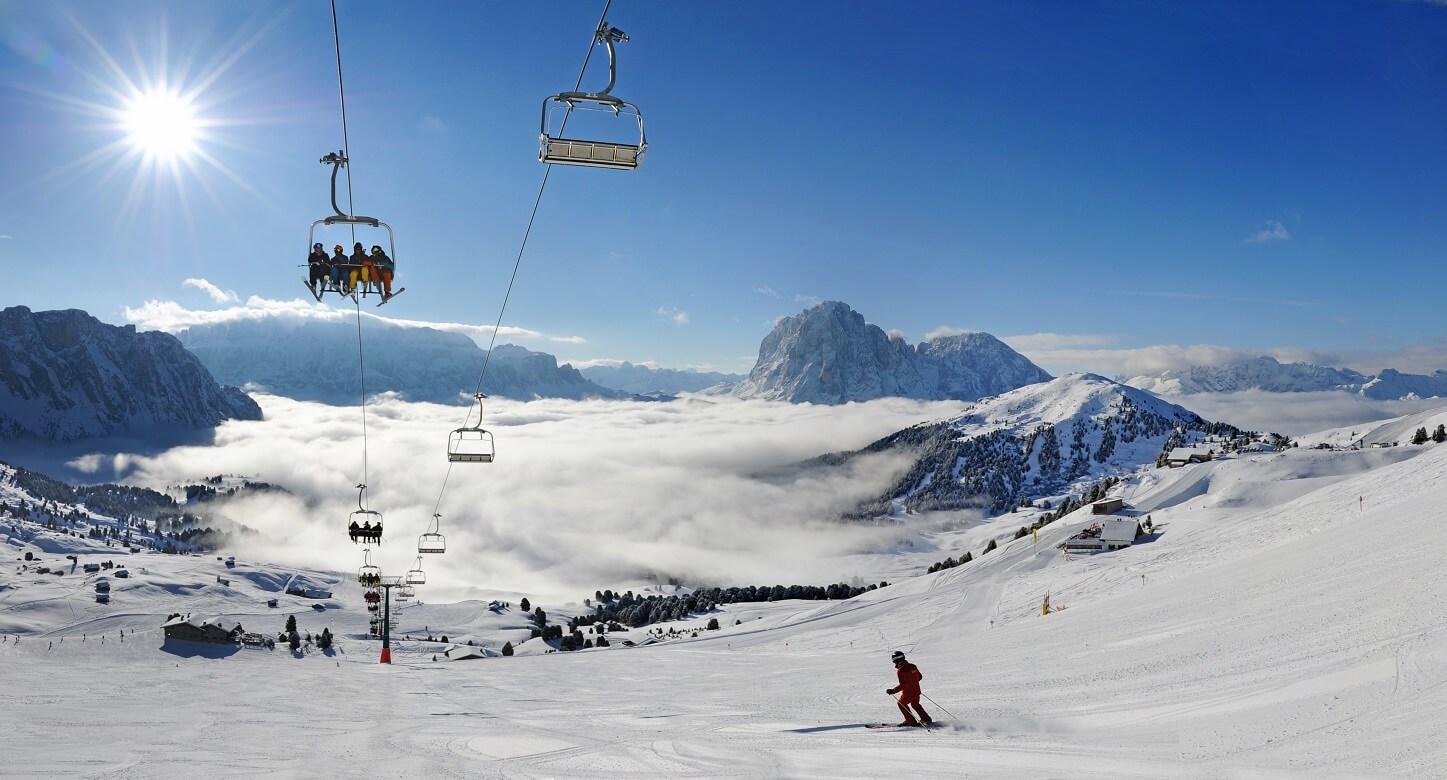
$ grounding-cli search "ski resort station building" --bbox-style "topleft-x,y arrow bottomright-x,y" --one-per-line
162,616 -> 245,644
1060,519 -> 1145,553
1165,447 -> 1214,467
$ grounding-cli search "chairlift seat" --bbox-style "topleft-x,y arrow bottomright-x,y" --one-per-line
541,138 -> 642,170
418,533 -> 446,554
448,427 -> 496,463
406,569 -> 426,585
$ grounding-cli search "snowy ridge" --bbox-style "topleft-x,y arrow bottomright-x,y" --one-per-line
1126,355 -> 1447,399
176,318 -> 625,404
846,373 -> 1237,516
579,361 -> 744,395
0,306 -> 260,441
733,301 -> 1052,404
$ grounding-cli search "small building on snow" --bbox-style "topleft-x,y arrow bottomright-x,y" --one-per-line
1165,447 -> 1213,467
1059,519 -> 1144,552
162,616 -> 244,644
1091,498 -> 1125,515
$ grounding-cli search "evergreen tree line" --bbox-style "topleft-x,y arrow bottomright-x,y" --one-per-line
576,582 -> 891,630
1410,425 -> 1447,445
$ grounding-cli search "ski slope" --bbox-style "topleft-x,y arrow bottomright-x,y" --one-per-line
2,442 -> 1446,777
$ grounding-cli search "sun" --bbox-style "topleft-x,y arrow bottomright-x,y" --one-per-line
120,87 -> 200,162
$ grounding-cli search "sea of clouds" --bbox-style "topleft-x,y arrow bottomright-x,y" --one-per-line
83,394 -> 969,603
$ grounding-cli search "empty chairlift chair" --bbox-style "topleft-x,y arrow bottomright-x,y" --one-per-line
418,513 -> 446,555
406,557 -> 427,585
539,22 -> 647,170
448,393 -> 495,463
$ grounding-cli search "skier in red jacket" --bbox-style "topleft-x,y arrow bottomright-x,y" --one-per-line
886,651 -> 933,726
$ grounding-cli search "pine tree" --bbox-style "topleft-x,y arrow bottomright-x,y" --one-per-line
983,539 -> 997,554
1434,424 -> 1446,444
501,641 -> 514,656
519,597 -> 531,611
285,614 -> 297,634
1412,427 -> 1429,445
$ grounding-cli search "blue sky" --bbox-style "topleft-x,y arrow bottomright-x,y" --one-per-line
3,0 -> 1445,376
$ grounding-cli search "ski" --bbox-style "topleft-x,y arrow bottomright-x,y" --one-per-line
864,722 -> 942,730
376,287 -> 406,307
301,278 -> 323,303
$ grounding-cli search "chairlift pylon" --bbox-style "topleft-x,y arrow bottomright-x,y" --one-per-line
418,513 -> 446,555
448,393 -> 495,463
540,21 -> 647,170
306,151 -> 399,301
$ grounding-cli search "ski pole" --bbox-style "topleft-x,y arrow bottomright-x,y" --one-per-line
920,693 -> 959,722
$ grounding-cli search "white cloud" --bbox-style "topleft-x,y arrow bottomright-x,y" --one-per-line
886,329 -> 907,342
0,234 -> 11,240
1017,339 -> 1447,381
755,286 -> 779,299
1247,219 -> 1291,243
655,306 -> 689,326
794,295 -> 822,308
83,394 -> 965,603
924,325 -> 972,342
1170,391 -> 1446,438
182,278 -> 238,304
121,294 -> 578,347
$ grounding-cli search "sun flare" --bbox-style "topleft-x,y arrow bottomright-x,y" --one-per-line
120,88 -> 200,162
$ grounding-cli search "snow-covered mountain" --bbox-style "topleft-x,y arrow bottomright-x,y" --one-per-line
732,301 -> 1051,404
175,319 -> 625,404
0,306 -> 261,441
1126,356 -> 1447,399
579,362 -> 744,395
834,373 -> 1240,516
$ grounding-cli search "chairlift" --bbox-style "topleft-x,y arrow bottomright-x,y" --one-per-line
347,483 -> 384,544
399,585 -> 416,600
448,393 -> 495,463
357,548 -> 381,584
406,557 -> 427,585
306,151 -> 398,301
540,22 -> 647,170
418,513 -> 446,555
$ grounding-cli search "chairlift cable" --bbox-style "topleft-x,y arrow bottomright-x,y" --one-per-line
353,297 -> 371,504
429,0 -> 616,518
329,0 -> 358,246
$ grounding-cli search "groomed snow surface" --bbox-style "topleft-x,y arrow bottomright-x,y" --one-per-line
3,437 -> 1447,777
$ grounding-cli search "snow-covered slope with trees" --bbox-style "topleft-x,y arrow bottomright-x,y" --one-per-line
733,301 -> 1051,404
838,373 -> 1243,516
0,306 -> 261,441
4,411 -> 1447,777
1126,355 -> 1447,399
176,318 -> 624,404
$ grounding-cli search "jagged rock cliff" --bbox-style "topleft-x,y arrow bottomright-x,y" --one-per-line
0,306 -> 261,441
175,318 -> 624,404
732,301 -> 1051,404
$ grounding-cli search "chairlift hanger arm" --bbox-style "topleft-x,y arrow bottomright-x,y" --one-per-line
319,150 -> 381,225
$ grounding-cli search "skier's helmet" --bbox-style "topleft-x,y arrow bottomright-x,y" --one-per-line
891,651 -> 906,664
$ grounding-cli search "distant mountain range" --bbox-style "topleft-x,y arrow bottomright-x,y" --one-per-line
0,306 -> 261,442
731,301 -> 1052,404
1125,356 -> 1447,400
175,319 -> 625,405
816,373 -> 1241,517
579,362 -> 743,395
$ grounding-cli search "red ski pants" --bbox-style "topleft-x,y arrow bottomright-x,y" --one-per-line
896,696 -> 931,725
